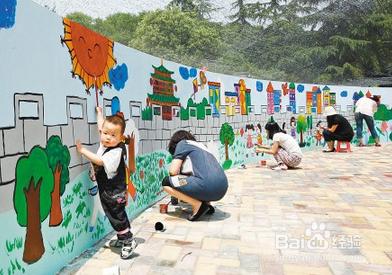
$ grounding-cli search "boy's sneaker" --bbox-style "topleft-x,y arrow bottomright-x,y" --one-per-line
272,163 -> 288,171
105,231 -> 133,248
105,239 -> 124,248
121,238 -> 138,260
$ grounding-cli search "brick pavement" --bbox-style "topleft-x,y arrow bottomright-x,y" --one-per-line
60,145 -> 392,275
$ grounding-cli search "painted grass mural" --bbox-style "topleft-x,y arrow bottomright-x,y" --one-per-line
1,0 -> 391,274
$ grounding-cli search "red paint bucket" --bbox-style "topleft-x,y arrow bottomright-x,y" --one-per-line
260,160 -> 267,166
159,203 -> 168,214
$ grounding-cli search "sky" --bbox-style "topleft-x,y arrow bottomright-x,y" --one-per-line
31,0 -> 252,23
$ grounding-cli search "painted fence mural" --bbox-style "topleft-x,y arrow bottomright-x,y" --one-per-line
1,0 -> 392,274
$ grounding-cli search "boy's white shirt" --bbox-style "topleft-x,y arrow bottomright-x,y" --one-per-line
96,143 -> 122,179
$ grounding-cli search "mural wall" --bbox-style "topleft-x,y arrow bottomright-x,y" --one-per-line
1,0 -> 392,274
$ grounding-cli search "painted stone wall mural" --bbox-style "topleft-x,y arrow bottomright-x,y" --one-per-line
1,0 -> 392,274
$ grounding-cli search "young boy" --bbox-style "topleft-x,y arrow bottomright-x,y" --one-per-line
76,107 -> 137,259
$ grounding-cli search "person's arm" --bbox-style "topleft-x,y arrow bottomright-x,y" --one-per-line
96,107 -> 104,132
255,141 -> 279,155
321,124 -> 338,133
76,140 -> 104,166
328,124 -> 338,133
169,159 -> 183,176
372,101 -> 377,113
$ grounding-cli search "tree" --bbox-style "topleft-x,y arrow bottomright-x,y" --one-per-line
296,114 -> 307,147
14,146 -> 54,264
130,9 -> 222,62
167,0 -> 197,13
374,104 -> 392,141
66,12 -> 94,29
219,122 -> 235,161
45,136 -> 70,226
230,0 -> 251,25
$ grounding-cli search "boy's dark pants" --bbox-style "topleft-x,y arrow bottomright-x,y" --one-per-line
99,190 -> 130,232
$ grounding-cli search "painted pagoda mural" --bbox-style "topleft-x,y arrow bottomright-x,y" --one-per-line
146,61 -> 180,120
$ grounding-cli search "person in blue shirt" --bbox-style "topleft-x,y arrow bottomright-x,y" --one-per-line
162,130 -> 228,221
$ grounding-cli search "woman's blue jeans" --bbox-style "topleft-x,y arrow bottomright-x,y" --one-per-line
355,112 -> 379,140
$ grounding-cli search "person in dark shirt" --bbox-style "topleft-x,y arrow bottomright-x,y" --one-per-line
321,106 -> 354,152
162,130 -> 228,221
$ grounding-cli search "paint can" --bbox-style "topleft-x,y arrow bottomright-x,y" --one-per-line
159,203 -> 168,214
260,160 -> 267,166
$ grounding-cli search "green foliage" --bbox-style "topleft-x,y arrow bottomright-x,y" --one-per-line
67,0 -> 392,84
130,9 -> 222,62
14,146 -> 54,226
296,114 -> 307,133
142,106 -> 153,121
222,159 -> 233,170
66,12 -> 94,29
374,104 -> 392,121
219,123 -> 235,146
45,136 -> 71,195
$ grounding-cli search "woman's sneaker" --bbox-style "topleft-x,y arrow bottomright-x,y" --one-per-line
272,163 -> 288,170
121,238 -> 138,260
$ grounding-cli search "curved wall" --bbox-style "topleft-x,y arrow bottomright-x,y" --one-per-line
1,0 -> 392,274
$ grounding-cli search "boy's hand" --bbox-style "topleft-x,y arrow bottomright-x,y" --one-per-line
76,140 -> 84,154
96,106 -> 102,113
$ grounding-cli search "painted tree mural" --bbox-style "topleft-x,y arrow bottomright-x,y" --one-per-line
220,122 -> 235,161
14,146 -> 54,264
45,136 -> 71,226
297,114 -> 307,147
374,104 -> 392,141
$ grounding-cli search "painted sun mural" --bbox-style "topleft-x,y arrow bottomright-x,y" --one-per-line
61,18 -> 116,96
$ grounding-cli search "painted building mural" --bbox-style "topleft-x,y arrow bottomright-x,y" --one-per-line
1,0 -> 392,274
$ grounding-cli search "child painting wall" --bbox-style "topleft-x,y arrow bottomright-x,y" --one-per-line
1,0 -> 392,273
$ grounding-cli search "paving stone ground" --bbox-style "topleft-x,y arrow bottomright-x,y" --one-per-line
59,145 -> 392,275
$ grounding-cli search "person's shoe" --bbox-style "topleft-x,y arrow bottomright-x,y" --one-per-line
170,196 -> 179,205
375,143 -> 381,147
187,202 -> 210,221
272,163 -> 288,171
358,142 -> 365,147
206,205 -> 215,215
121,238 -> 138,260
322,148 -> 335,153
105,239 -> 125,248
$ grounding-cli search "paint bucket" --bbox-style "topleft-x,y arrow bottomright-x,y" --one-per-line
159,203 -> 168,214
260,160 -> 267,166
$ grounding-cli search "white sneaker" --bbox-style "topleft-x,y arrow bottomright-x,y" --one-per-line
272,164 -> 288,171
120,239 -> 138,260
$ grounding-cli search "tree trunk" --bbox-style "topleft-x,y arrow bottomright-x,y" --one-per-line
49,164 -> 63,226
128,133 -> 136,174
225,141 -> 229,161
23,178 -> 45,264
300,131 -> 303,144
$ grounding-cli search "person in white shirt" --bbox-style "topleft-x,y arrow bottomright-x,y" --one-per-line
255,122 -> 303,170
355,95 -> 381,147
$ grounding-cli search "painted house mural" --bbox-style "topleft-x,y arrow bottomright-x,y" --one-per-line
1,0 -> 392,274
